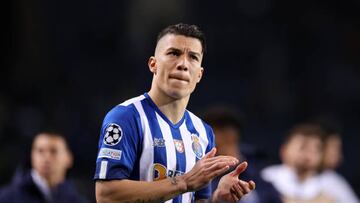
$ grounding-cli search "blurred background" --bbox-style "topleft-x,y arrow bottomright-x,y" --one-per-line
2,0 -> 360,202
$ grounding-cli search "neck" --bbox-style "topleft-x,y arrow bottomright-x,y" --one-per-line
42,173 -> 65,188
296,169 -> 316,182
148,88 -> 189,124
47,175 -> 65,188
32,169 -> 65,189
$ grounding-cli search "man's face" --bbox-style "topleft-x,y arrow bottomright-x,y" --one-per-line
148,34 -> 204,99
323,135 -> 342,170
282,134 -> 323,172
31,134 -> 72,179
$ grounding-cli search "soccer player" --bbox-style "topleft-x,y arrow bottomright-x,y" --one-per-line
94,23 -> 256,203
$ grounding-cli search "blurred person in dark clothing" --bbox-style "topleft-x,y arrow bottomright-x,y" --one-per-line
203,106 -> 283,203
261,123 -> 334,203
0,131 -> 89,203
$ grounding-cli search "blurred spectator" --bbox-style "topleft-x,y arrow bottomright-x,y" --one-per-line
0,131 -> 89,203
202,106 -> 283,203
261,123 -> 334,203
318,126 -> 359,203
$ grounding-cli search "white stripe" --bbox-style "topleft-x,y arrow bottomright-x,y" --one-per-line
156,113 -> 177,176
119,95 -> 145,106
180,122 -> 196,203
188,111 -> 209,157
156,113 -> 176,203
134,100 -> 154,181
99,160 -> 108,179
179,122 -> 196,173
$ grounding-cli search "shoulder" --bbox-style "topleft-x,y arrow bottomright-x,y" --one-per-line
320,170 -> 360,202
103,95 -> 146,123
186,110 -> 214,133
320,170 -> 352,187
57,181 -> 90,203
0,184 -> 16,201
261,164 -> 293,181
0,182 -> 33,203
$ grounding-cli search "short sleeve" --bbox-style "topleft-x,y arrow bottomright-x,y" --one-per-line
94,105 -> 141,180
195,123 -> 216,200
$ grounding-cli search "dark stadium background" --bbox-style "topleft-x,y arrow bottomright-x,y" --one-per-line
2,0 -> 360,202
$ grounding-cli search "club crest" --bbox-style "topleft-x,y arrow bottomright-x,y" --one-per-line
191,134 -> 203,159
173,139 -> 184,153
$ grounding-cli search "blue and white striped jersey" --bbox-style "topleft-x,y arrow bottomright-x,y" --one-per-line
94,93 -> 215,203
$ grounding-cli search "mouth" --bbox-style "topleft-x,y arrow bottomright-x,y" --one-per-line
169,74 -> 190,83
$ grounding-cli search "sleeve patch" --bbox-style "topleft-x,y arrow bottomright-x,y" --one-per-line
98,148 -> 122,160
103,123 -> 123,146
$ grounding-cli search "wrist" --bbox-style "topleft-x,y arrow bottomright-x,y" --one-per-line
171,175 -> 188,193
211,189 -> 219,203
211,189 -> 226,203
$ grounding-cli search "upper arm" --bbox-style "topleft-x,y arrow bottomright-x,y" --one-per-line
94,105 -> 142,180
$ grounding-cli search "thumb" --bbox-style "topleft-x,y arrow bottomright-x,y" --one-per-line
230,161 -> 248,177
203,148 -> 216,159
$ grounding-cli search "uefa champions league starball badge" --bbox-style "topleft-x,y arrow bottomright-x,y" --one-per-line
191,134 -> 203,159
103,123 -> 123,146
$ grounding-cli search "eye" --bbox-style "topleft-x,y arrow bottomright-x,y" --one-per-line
190,54 -> 199,61
167,51 -> 180,56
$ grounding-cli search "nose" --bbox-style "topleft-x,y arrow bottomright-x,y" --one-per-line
177,55 -> 189,71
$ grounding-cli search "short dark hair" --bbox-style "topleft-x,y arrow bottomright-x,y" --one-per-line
34,130 -> 71,151
157,23 -> 207,54
284,123 -> 325,144
309,116 -> 342,138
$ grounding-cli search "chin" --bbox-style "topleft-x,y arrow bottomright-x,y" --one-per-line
167,91 -> 186,100
165,88 -> 190,100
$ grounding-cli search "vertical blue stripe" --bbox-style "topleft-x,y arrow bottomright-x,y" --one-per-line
129,103 -> 143,180
185,111 -> 198,135
141,99 -> 167,180
170,127 -> 186,203
185,111 -> 212,200
202,121 -> 215,153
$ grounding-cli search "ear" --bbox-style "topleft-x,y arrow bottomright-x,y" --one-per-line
148,56 -> 157,74
66,150 -> 74,169
279,144 -> 286,163
196,67 -> 204,83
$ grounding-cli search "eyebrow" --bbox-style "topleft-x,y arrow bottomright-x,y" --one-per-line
166,47 -> 201,57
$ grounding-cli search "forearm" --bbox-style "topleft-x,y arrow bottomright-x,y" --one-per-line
96,176 -> 187,203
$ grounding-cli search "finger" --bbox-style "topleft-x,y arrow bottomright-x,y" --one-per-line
206,165 -> 230,179
205,156 -> 238,166
230,187 -> 240,202
232,183 -> 244,199
238,181 -> 251,194
249,180 -> 256,190
229,161 -> 248,177
230,189 -> 239,202
205,160 -> 233,172
203,148 -> 216,159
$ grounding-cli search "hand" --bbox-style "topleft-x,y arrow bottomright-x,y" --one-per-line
180,148 -> 239,192
212,162 -> 256,203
